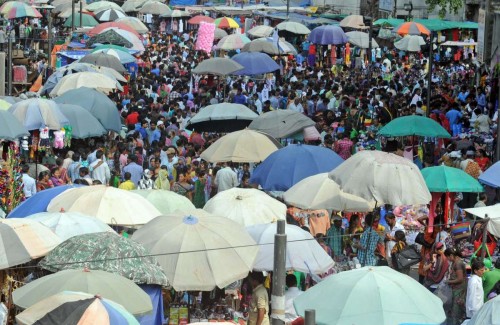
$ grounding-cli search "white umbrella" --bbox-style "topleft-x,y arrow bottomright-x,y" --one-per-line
130,189 -> 195,215
132,212 -> 259,291
203,188 -> 286,227
246,223 -> 334,274
394,35 -> 426,52
115,16 -> 149,33
346,31 -> 379,49
49,71 -> 119,96
247,25 -> 274,38
283,173 -> 375,212
468,295 -> 500,325
276,21 -> 310,34
86,1 -> 123,12
329,151 -> 431,206
121,0 -> 149,12
8,98 -> 69,130
339,14 -> 368,30
160,9 -> 189,17
464,204 -> 500,238
139,1 -> 170,15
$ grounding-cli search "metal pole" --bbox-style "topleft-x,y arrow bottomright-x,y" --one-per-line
79,1 -> 83,28
481,216 -> 489,259
71,0 -> 75,32
48,11 -> 52,68
0,52 -> 5,96
271,219 -> 286,325
497,78 -> 500,162
304,309 -> 316,325
426,34 -> 433,117
286,0 -> 289,19
367,17 -> 372,84
7,35 -> 12,96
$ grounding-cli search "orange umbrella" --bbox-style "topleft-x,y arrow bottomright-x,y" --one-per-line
188,14 -> 214,25
394,21 -> 430,36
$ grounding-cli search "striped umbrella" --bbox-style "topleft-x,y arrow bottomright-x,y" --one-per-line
0,1 -> 42,19
216,33 -> 250,50
394,21 -> 430,36
95,8 -> 127,22
214,16 -> 239,29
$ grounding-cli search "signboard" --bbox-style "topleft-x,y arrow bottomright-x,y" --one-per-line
477,8 -> 485,62
379,0 -> 393,12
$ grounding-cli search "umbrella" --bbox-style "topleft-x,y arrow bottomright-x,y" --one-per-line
16,291 -> 139,325
80,52 -> 126,73
121,0 -> 149,12
231,52 -> 280,75
100,28 -> 145,52
115,16 -> 149,33
192,58 -> 243,76
92,48 -> 137,64
95,8 -> 127,22
0,110 -> 29,140
200,129 -> 281,163
479,161 -> 500,188
294,266 -> 446,325
40,62 -> 106,95
377,115 -> 451,138
53,87 -> 121,132
87,1 -> 123,12
64,13 -> 99,27
86,28 -> 132,48
468,293 -> 500,325
92,43 -> 140,55
214,17 -> 239,29
139,1 -> 170,15
246,223 -> 334,274
160,9 -> 189,18
308,25 -> 348,45
247,25 -> 274,38
394,35 -> 427,52
130,189 -> 195,215
0,219 -> 62,270
88,22 -> 141,38
186,103 -> 258,132
216,34 -> 251,50
188,14 -> 214,25
214,27 -> 228,40
40,232 -> 169,286
248,109 -> 315,139
203,188 -> 286,226
56,104 -> 107,139
8,98 -> 69,130
50,71 -> 119,96
339,14 -> 368,29
329,151 -> 431,206
242,38 -> 297,55
394,21 -> 431,36
26,212 -> 114,241
421,166 -> 484,193
250,144 -> 344,191
47,185 -> 161,226
464,205 -> 500,238
12,269 -> 153,316
58,6 -> 90,18
346,31 -> 379,48
132,213 -> 258,291
283,173 -> 375,212
0,96 -> 20,104
276,21 -> 310,34
0,1 -> 42,19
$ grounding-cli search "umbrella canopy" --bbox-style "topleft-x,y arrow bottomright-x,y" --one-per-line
0,110 -> 29,140
95,8 -> 127,22
88,22 -> 141,38
394,21 -> 431,36
186,103 -> 258,132
479,161 -> 500,188
40,232 -> 169,286
86,28 -> 132,48
115,16 -> 148,33
47,185 -> 161,226
121,0 -> 148,12
421,166 -> 484,193
242,38 -> 298,55
250,144 -> 344,191
160,9 -> 189,17
308,25 -> 348,45
200,129 -> 281,163
283,173 -> 375,212
246,223 -> 334,274
87,1 -> 123,12
50,71 -> 119,96
464,205 -> 500,238
216,33 -> 251,50
8,98 -> 69,130
57,104 -> 108,139
192,58 -> 243,76
58,6 -> 90,18
40,62 -> 102,95
203,188 -> 286,227
64,13 -> 99,27
92,48 -> 137,64
214,16 -> 239,29
231,52 -> 280,75
0,1 -> 42,19
16,291 -> 139,325
12,269 -> 153,316
80,52 -> 126,73
0,95 -> 21,104
394,35 -> 427,52
346,31 -> 379,48
468,291 -> 500,325
139,1 -> 170,15
248,109 -> 315,139
294,266 -> 446,325
276,21 -> 310,34
329,151 -> 431,206
130,189 -> 195,215
339,14 -> 368,29
214,27 -> 228,40
188,14 -> 214,25
247,25 -> 274,38
377,115 -> 451,138
132,213 -> 259,291
26,212 -> 114,241
0,98 -> 13,109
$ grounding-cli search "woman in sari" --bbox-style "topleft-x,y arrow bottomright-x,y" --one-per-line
171,172 -> 193,201
423,242 -> 449,289
444,247 -> 467,325
154,168 -> 171,190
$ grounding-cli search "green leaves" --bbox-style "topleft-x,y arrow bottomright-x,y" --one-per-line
425,0 -> 463,18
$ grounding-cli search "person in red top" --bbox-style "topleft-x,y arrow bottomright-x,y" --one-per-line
474,149 -> 490,172
125,109 -> 139,126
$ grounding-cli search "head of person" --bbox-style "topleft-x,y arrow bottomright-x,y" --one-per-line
249,271 -> 265,288
123,172 -> 132,181
51,166 -> 61,178
332,213 -> 342,228
79,167 -> 89,177
286,274 -> 298,288
394,230 -> 406,243
38,170 -> 49,181
434,242 -> 445,254
444,247 -> 462,262
471,259 -> 486,277
96,149 -> 104,160
385,212 -> 396,227
22,164 -> 30,174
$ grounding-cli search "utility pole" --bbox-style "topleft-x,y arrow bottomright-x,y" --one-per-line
80,1 -> 83,27
48,10 -> 52,69
7,34 -> 12,96
71,0 -> 75,32
426,33 -> 433,117
271,219 -> 286,325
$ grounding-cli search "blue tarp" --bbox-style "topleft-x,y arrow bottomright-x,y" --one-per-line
137,284 -> 165,325
169,0 -> 196,5
479,161 -> 500,188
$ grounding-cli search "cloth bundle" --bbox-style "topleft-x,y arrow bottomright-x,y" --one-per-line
195,22 -> 215,54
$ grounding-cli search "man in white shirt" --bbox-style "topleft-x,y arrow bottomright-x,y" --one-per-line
466,259 -> 485,319
384,212 -> 405,263
21,164 -> 36,198
284,274 -> 303,324
90,150 -> 111,185
214,163 -> 239,192
287,98 -> 304,113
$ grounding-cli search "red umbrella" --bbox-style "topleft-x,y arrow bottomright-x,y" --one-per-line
87,22 -> 141,38
188,15 -> 214,25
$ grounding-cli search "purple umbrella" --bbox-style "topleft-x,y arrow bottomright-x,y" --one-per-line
308,25 -> 348,45
231,52 -> 280,75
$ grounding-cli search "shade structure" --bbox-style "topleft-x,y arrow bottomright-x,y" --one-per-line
0,110 -> 29,140
246,223 -> 334,274
132,213 -> 259,291
346,31 -> 379,48
139,1 -> 170,15
394,21 -> 431,36
50,71 -> 118,96
377,115 -> 451,138
57,104 -> 107,139
214,16 -> 239,29
479,161 -> 500,188
26,212 -> 114,242
214,27 -> 228,40
276,21 -> 310,34
308,25 -> 348,45
421,166 -> 484,193
0,218 -> 62,270
8,98 -> 69,131
0,1 -> 42,19
467,294 -> 500,325
294,266 -> 446,325
115,16 -> 148,33
186,103 -> 258,132
188,14 -> 214,25
92,47 -> 137,64
160,9 -> 189,17
16,291 -> 139,325
121,0 -> 148,12
80,52 -> 126,73
231,52 -> 280,75
242,38 -> 298,55
250,144 -> 344,192
40,232 -> 169,286
203,188 -> 286,227
339,14 -> 368,29
464,205 -> 500,238
247,25 -> 274,38
64,13 -> 99,27
53,87 -> 121,132
200,129 -> 281,163
95,8 -> 126,21
216,33 -> 251,50
394,35 -> 427,52
192,58 -> 243,76
248,109 -> 315,139
12,269 -> 153,316
47,185 -> 161,226
329,151 -> 431,206
87,1 -> 123,12
283,173 -> 375,212
130,189 -> 195,215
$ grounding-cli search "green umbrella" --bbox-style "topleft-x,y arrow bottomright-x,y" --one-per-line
86,29 -> 133,48
421,165 -> 484,193
377,115 -> 451,138
294,266 -> 446,325
63,13 -> 99,27
39,232 -> 169,286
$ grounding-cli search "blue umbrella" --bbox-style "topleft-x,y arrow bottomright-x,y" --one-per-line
250,144 -> 344,191
8,185 -> 81,218
308,25 -> 348,45
479,161 -> 500,188
231,52 -> 280,75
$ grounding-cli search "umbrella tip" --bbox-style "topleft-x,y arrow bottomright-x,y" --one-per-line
94,294 -> 102,300
183,215 -> 199,225
83,267 -> 91,273
236,195 -> 243,200
60,208 -> 65,213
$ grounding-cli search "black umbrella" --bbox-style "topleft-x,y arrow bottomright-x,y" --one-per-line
86,29 -> 133,48
80,52 -> 126,72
